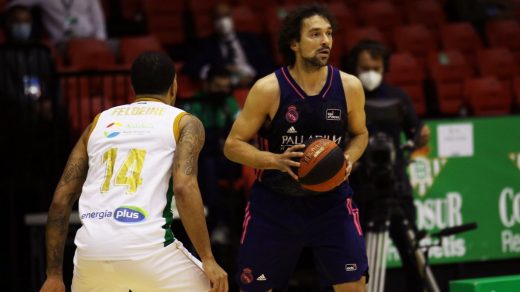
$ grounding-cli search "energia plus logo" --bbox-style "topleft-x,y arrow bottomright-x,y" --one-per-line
114,206 -> 148,223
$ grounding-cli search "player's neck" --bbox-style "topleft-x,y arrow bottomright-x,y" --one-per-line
288,62 -> 328,95
134,95 -> 168,104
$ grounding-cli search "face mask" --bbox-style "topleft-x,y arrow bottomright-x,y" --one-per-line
215,17 -> 234,36
11,23 -> 31,41
358,70 -> 383,92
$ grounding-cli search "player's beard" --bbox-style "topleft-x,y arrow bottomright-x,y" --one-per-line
301,50 -> 329,70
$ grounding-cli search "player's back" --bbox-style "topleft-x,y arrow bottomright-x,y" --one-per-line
75,98 -> 186,260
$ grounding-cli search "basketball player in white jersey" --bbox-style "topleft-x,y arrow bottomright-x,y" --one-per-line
40,52 -> 228,292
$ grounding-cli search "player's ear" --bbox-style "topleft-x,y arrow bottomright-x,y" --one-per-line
290,39 -> 298,52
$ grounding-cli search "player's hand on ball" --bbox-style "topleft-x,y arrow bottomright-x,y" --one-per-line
203,258 -> 228,292
276,144 -> 305,181
40,276 -> 65,292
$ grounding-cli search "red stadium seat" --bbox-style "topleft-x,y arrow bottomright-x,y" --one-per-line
143,0 -> 186,46
119,36 -> 164,67
358,2 -> 403,44
405,0 -> 446,35
176,73 -> 200,99
344,27 -> 386,50
440,22 -> 483,68
486,19 -> 520,64
393,24 -> 438,69
476,48 -> 519,97
385,53 -> 427,116
327,2 -> 357,32
231,5 -> 262,34
464,76 -> 512,116
67,39 -> 116,70
428,50 -> 474,115
62,75 -> 130,135
192,13 -> 215,39
486,19 -> 520,51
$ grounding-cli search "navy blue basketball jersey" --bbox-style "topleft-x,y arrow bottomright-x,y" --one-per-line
258,65 -> 349,196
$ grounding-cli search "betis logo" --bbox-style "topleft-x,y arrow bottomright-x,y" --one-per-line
509,152 -> 520,171
408,146 -> 448,197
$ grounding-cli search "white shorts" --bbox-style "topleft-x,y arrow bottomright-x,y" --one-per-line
72,240 -> 210,291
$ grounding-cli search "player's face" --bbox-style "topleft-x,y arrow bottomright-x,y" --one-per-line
293,15 -> 333,68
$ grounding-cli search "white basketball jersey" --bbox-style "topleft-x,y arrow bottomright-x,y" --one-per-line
74,99 -> 187,260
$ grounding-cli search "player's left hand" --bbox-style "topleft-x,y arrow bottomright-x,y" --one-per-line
203,258 -> 228,292
344,154 -> 352,181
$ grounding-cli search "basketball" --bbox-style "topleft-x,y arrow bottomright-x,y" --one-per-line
298,139 -> 346,192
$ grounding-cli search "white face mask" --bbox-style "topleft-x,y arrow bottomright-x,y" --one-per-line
358,70 -> 383,92
215,17 -> 234,36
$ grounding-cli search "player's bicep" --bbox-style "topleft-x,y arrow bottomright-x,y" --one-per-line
227,82 -> 272,142
53,125 -> 90,206
173,115 -> 205,182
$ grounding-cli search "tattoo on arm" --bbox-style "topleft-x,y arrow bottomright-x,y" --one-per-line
175,117 -> 205,176
46,203 -> 73,276
57,157 -> 88,193
46,154 -> 88,276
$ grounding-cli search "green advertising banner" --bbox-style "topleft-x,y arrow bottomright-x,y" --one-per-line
386,116 -> 520,267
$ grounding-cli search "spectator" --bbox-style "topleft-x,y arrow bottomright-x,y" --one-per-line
3,3 -> 33,43
1,5 -> 69,212
1,4 -> 56,111
179,64 -> 241,243
183,3 -> 274,87
344,39 -> 430,292
7,0 -> 106,44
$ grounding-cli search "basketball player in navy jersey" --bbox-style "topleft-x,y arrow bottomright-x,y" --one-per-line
224,4 -> 369,292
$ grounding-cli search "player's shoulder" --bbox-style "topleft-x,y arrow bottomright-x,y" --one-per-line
338,70 -> 363,91
250,72 -> 280,95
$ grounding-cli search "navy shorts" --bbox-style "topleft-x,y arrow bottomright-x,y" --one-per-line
236,182 -> 368,291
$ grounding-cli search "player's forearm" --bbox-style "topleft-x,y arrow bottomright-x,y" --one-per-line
45,147 -> 88,277
224,137 -> 278,169
174,182 -> 214,261
345,131 -> 368,164
45,200 -> 74,277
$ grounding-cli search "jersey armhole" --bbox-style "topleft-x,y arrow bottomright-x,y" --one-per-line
86,113 -> 101,143
173,112 -> 188,143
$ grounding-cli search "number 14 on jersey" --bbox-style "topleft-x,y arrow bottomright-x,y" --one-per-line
101,148 -> 147,194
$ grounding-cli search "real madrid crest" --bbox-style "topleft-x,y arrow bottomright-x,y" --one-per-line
285,105 -> 299,123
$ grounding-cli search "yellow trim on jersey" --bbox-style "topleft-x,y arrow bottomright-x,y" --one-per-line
87,113 -> 101,143
134,97 -> 165,103
173,112 -> 188,143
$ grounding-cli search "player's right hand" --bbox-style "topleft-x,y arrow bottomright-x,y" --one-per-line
40,276 -> 65,292
203,258 -> 228,292
275,144 -> 305,181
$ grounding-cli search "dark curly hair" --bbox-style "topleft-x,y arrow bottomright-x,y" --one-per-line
344,39 -> 390,75
278,4 -> 337,66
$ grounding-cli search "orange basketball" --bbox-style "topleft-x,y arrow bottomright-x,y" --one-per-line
298,139 -> 346,192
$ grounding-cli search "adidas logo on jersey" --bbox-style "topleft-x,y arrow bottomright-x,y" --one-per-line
257,274 -> 267,281
286,126 -> 297,134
